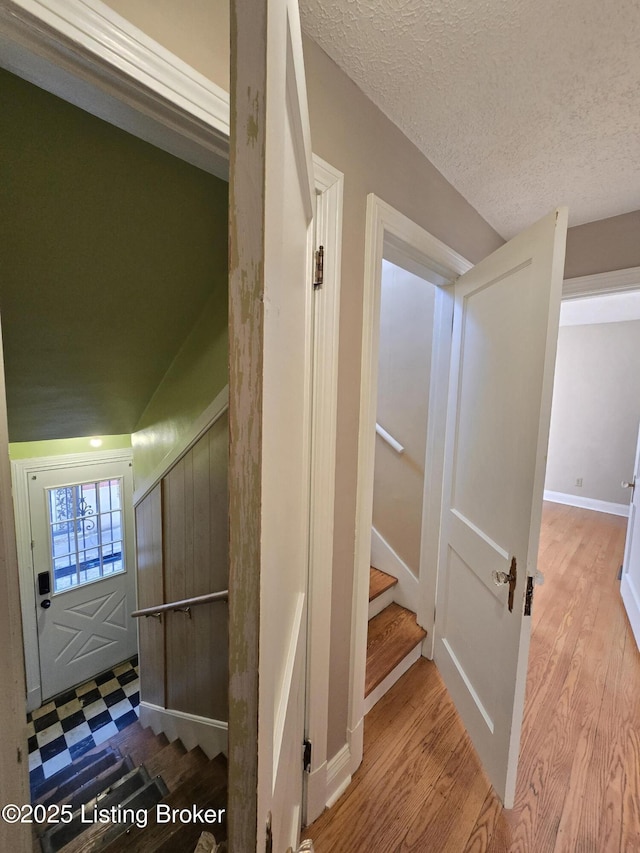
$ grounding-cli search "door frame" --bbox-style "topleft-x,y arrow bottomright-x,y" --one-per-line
12,447 -> 134,711
2,0 -> 342,832
348,195 -> 472,779
304,158 -> 344,824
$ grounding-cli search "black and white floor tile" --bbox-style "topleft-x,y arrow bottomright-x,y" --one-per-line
27,656 -> 139,794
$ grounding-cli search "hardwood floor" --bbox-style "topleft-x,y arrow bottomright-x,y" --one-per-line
303,503 -> 638,852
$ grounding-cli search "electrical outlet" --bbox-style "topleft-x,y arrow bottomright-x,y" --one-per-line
575,477 -> 583,487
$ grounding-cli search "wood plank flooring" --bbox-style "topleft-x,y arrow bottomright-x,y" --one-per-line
303,504 -> 638,852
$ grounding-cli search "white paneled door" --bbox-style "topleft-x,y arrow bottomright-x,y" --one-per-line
230,0 -> 316,850
621,424 -> 640,648
435,208 -> 568,807
29,459 -> 136,700
258,2 -> 315,850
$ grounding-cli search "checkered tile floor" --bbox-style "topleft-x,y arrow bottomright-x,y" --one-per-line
27,656 -> 139,793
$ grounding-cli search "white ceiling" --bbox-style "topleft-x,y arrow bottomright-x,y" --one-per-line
299,0 -> 640,239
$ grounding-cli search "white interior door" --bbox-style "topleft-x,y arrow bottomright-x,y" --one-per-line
29,459 -> 136,700
435,208 -> 568,807
255,1 -> 315,851
621,424 -> 640,648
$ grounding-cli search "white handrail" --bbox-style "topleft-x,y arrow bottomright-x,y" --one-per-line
375,423 -> 404,454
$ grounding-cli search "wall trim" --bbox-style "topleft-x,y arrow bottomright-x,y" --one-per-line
350,194 -> 470,779
133,385 -> 229,507
11,448 -> 134,712
324,715 -> 363,810
543,489 -> 630,518
0,0 -> 230,177
370,525 -> 419,611
621,574 -> 640,651
325,743 -> 352,809
140,701 -> 228,758
563,266 -> 640,300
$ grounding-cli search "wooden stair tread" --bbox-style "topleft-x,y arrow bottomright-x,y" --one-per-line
369,567 -> 397,602
53,755 -> 135,813
34,747 -> 121,806
109,725 -> 169,766
143,739 -> 188,781
365,603 -> 427,696
151,746 -> 210,793
44,766 -> 166,853
101,755 -> 227,852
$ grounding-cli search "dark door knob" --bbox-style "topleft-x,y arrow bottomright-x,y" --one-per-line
40,599 -> 51,609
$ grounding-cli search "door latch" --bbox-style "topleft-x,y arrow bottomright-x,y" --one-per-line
492,556 -> 517,612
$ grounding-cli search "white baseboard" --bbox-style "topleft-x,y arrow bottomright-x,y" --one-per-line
370,526 -> 419,610
363,644 -> 421,715
324,717 -> 363,810
544,490 -> 630,518
139,702 -> 228,758
325,744 -> 352,809
621,574 -> 640,652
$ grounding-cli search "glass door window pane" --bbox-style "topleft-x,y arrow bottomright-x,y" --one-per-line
47,478 -> 126,593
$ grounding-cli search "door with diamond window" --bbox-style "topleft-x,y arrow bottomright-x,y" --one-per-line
29,458 -> 137,701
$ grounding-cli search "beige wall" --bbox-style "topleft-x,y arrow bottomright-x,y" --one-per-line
545,320 -> 640,505
102,0 -> 229,91
303,37 -> 503,757
564,210 -> 640,279
373,261 -> 436,576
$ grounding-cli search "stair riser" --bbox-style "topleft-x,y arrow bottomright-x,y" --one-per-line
368,586 -> 396,620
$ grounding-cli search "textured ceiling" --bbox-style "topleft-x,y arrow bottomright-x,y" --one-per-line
299,0 -> 640,238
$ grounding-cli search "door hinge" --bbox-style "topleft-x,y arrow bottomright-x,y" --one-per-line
313,245 -> 324,289
303,738 -> 312,772
524,576 -> 534,616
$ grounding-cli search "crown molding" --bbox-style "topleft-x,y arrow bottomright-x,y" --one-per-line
563,266 -> 640,299
0,0 -> 230,177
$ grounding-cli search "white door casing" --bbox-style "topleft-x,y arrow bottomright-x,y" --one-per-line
621,424 -> 640,648
303,156 -> 343,825
435,208 -> 568,807
0,322 -> 30,852
229,0 -> 315,850
28,458 -> 136,701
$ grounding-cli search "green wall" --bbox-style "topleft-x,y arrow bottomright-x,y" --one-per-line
131,289 -> 228,485
1,66 -> 228,442
9,434 -> 132,460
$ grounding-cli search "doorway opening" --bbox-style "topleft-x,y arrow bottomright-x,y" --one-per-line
351,198 -> 568,811
348,194 -> 471,786
1,19 -> 231,806
543,284 -> 640,643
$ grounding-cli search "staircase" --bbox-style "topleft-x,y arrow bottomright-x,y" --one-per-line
31,722 -> 227,853
365,567 -> 427,713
